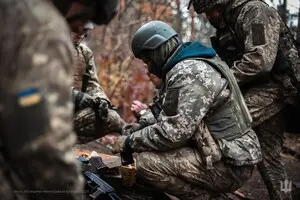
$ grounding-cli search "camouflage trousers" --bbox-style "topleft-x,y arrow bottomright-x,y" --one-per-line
74,107 -> 126,144
136,147 -> 254,200
254,112 -> 292,200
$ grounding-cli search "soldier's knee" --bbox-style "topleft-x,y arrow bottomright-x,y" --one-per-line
136,152 -> 152,173
136,152 -> 163,180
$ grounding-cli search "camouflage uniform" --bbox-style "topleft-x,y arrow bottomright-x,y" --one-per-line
72,43 -> 109,100
127,57 -> 262,199
0,0 -> 84,199
200,0 -> 298,199
72,43 -> 126,143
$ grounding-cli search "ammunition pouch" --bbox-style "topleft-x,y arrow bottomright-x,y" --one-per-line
193,121 -> 222,169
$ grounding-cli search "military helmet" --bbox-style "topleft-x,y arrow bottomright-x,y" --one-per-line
188,0 -> 227,14
52,0 -> 119,25
131,20 -> 178,58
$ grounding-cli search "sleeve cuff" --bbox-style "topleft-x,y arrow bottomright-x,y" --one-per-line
124,136 -> 133,152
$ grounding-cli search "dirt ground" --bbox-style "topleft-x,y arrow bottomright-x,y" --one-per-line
237,132 -> 300,200
76,132 -> 300,200
237,154 -> 300,199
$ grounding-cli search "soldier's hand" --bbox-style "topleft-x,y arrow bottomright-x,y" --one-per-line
72,89 -> 94,109
111,135 -> 128,154
122,123 -> 144,136
99,134 -> 118,146
131,100 -> 148,117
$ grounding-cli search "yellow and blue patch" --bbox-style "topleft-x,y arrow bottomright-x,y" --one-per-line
18,88 -> 42,107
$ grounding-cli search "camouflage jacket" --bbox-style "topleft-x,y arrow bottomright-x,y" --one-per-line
211,0 -> 299,126
128,58 -> 261,166
0,0 -> 84,199
72,42 -> 109,100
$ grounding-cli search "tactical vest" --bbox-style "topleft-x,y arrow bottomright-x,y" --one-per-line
72,45 -> 91,93
212,0 -> 300,97
193,57 -> 253,141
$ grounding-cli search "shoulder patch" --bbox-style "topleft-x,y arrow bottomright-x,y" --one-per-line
163,89 -> 179,116
18,88 -> 42,107
252,23 -> 265,46
1,88 -> 50,155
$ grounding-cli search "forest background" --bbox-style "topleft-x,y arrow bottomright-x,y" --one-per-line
85,0 -> 300,122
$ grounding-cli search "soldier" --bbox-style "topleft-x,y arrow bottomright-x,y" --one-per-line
70,22 -> 126,143
0,0 -> 119,199
189,0 -> 300,199
111,21 -> 262,200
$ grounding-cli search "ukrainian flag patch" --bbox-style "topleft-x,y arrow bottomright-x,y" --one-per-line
18,88 -> 42,107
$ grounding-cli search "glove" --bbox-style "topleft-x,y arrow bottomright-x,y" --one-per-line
94,98 -> 109,120
72,89 -> 94,110
111,135 -> 131,154
122,123 -> 144,136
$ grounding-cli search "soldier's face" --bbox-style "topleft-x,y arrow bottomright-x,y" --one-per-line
65,2 -> 91,34
143,63 -> 162,89
149,74 -> 162,89
205,8 -> 222,28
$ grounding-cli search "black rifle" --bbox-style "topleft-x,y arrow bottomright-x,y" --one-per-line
77,151 -> 135,200
84,171 -> 121,200
77,153 -> 172,200
77,155 -> 123,200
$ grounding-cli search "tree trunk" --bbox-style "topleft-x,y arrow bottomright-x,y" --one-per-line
173,0 -> 183,37
190,8 -> 195,41
296,0 -> 300,48
278,0 -> 288,24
